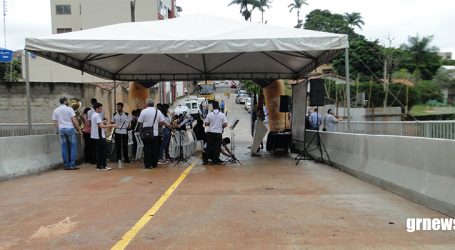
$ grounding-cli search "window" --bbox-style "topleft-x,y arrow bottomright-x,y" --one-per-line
57,28 -> 72,34
56,5 -> 71,15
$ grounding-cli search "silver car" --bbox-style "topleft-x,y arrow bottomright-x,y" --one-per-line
235,93 -> 249,104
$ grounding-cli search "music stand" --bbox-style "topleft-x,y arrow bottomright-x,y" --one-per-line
173,113 -> 191,167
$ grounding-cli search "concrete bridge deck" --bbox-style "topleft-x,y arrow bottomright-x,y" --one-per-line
1,153 -> 454,249
1,87 -> 454,249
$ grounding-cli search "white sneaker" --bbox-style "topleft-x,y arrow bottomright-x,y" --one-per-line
102,167 -> 112,171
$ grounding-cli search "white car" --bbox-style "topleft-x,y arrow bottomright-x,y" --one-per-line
244,97 -> 252,113
184,99 -> 202,118
173,104 -> 190,116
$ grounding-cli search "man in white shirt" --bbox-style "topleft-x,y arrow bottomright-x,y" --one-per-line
138,99 -> 165,168
52,97 -> 82,170
324,109 -> 340,132
204,101 -> 228,165
91,103 -> 117,170
112,102 -> 131,163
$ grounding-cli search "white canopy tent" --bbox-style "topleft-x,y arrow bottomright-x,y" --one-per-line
24,14 -> 351,133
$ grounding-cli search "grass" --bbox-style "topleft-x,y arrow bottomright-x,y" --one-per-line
410,104 -> 455,116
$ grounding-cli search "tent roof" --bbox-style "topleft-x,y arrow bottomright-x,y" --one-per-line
25,14 -> 348,85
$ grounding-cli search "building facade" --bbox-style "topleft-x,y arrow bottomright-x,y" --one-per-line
24,0 -> 183,104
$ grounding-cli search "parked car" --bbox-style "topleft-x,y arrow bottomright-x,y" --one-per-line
237,90 -> 247,96
244,97 -> 252,113
173,104 -> 190,116
235,93 -> 249,104
184,99 -> 202,118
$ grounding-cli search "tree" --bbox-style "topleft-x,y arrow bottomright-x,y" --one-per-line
228,0 -> 256,21
333,38 -> 384,82
254,0 -> 272,24
241,80 -> 261,95
343,12 -> 365,30
288,0 -> 308,28
399,35 -> 442,80
433,67 -> 455,88
414,80 -> 443,103
442,59 -> 455,66
0,59 -> 22,82
304,9 -> 355,37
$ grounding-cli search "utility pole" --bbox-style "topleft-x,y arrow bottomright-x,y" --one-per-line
3,0 -> 11,81
383,35 -> 395,110
2,0 -> 6,48
383,58 -> 388,108
130,0 -> 136,22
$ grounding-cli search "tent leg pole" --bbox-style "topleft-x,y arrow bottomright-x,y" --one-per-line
345,48 -> 351,132
114,80 -> 117,112
24,50 -> 32,135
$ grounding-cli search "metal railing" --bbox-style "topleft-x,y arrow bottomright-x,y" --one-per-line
0,123 -> 56,137
337,120 -> 455,140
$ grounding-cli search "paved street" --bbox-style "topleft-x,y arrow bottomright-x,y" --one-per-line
0,86 -> 454,249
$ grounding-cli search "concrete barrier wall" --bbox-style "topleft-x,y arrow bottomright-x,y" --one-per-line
295,131 -> 455,217
0,135 -> 82,181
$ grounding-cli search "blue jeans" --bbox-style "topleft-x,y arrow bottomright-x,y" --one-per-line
59,128 -> 77,168
159,128 -> 171,160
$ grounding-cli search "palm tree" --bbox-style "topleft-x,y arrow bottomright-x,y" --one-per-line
288,0 -> 308,28
254,0 -> 273,24
343,12 -> 365,30
400,35 -> 441,80
229,0 -> 256,21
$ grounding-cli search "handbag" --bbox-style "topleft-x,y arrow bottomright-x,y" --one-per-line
140,109 -> 158,141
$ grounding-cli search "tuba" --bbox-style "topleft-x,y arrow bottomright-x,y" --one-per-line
69,98 -> 84,128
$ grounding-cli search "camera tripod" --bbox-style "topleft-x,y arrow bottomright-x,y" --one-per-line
173,130 -> 191,167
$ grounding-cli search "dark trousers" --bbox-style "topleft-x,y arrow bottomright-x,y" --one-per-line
83,132 -> 94,163
132,133 -> 137,159
115,133 -> 129,161
90,138 -> 98,163
143,136 -> 160,168
206,132 -> 222,163
95,138 -> 107,169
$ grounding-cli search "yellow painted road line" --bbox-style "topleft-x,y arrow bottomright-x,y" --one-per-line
111,161 -> 196,250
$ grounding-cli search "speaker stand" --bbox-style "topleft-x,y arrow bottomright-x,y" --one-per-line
296,107 -> 332,166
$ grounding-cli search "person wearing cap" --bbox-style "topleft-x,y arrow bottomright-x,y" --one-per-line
52,97 -> 82,170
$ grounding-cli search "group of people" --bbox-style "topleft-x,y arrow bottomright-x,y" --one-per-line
306,108 -> 341,132
52,96 -> 236,171
52,97 -> 117,170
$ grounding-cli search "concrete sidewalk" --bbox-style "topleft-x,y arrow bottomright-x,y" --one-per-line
0,153 -> 454,249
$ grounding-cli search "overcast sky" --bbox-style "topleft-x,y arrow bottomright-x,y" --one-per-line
3,0 -> 454,57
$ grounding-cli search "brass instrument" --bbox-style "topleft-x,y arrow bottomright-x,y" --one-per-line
69,98 -> 84,128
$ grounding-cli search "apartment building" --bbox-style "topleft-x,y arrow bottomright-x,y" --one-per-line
25,0 -> 183,103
